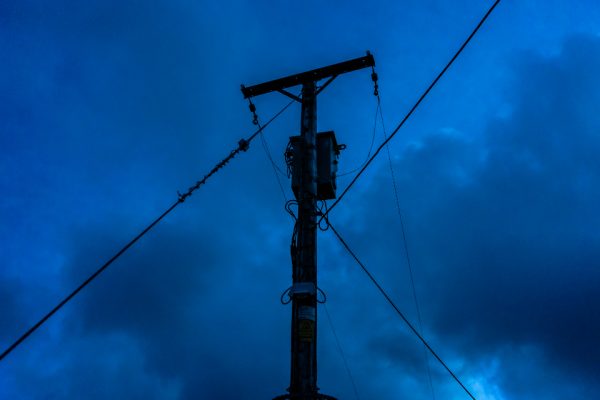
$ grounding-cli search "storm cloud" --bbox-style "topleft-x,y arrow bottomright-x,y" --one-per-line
2,2 -> 600,400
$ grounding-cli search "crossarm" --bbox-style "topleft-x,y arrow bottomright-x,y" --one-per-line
241,52 -> 375,99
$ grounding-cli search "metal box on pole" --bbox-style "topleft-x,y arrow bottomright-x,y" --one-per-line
316,131 -> 341,200
287,131 -> 342,201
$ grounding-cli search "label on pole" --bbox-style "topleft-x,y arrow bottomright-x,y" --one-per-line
298,320 -> 315,341
298,306 -> 316,341
298,306 -> 316,321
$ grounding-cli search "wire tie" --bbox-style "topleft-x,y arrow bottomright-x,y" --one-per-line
238,138 -> 249,152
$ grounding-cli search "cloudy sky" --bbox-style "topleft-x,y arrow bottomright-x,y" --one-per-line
1,0 -> 599,399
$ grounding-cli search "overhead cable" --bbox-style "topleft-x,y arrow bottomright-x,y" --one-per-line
0,99 -> 295,363
323,304 -> 361,400
325,0 -> 502,217
337,100 -> 379,178
325,218 -> 477,400
379,101 -> 435,399
246,96 -> 294,202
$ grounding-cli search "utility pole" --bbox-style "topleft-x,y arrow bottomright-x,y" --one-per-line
241,52 -> 375,400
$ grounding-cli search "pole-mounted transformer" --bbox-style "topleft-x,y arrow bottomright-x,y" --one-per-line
287,131 -> 344,201
241,52 -> 375,400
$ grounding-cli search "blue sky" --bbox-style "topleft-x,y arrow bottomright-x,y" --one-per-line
1,1 -> 600,399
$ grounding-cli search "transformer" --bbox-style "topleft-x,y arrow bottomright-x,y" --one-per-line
286,131 -> 342,201
316,131 -> 340,200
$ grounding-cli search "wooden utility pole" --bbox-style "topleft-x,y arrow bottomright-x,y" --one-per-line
241,52 -> 375,400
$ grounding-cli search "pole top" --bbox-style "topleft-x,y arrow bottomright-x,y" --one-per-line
241,51 -> 375,99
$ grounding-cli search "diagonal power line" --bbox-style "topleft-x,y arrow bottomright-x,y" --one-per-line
0,99 -> 295,363
323,303 -> 361,400
325,218 -> 477,400
1,0 -> 503,368
325,0 -> 502,218
379,100 -> 436,399
318,1 -> 502,396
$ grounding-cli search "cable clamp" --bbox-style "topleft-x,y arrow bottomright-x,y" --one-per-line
279,283 -> 326,304
238,138 -> 249,152
280,284 -> 313,305
248,99 -> 259,125
371,66 -> 379,96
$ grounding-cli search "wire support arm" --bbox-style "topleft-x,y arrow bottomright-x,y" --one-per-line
277,89 -> 303,103
324,217 -> 478,400
241,53 -> 374,98
315,75 -> 338,96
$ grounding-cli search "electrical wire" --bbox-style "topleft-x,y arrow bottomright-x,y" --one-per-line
259,130 -> 287,177
323,303 -> 361,400
249,96 -> 298,202
379,101 -> 436,399
337,101 -> 379,177
0,100 -> 294,363
258,123 -> 289,202
324,217 -> 477,400
324,0 -> 502,218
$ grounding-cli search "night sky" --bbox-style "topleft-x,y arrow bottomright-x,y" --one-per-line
2,1 -> 600,399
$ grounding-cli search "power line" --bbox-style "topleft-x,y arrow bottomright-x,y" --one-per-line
325,217 -> 477,400
259,130 -> 288,178
247,97 -> 292,202
337,100 -> 379,178
323,303 -> 361,400
379,100 -> 435,400
0,100 -> 294,363
258,121 -> 290,202
319,1 -> 501,395
325,0 -> 501,218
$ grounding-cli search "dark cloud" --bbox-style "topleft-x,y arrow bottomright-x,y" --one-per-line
54,35 -> 600,398
0,278 -> 24,343
3,0 -> 600,398
49,213 -> 292,399
332,35 -> 600,398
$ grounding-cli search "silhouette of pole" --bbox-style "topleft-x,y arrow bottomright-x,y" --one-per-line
289,80 -> 319,396
241,53 -> 374,400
